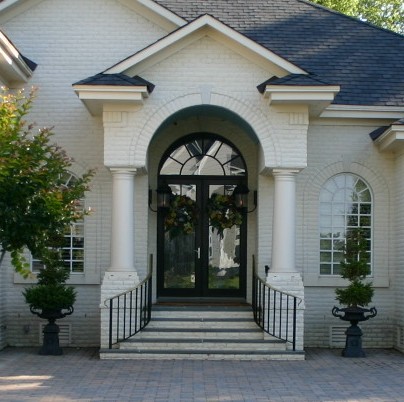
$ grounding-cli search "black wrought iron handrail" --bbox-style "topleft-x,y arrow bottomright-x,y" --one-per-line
104,262 -> 153,349
252,256 -> 302,351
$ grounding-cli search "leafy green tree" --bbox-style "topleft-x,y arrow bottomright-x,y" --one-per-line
0,87 -> 94,276
311,0 -> 404,34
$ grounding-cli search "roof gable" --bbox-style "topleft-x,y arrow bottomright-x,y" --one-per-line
105,14 -> 306,77
154,0 -> 404,107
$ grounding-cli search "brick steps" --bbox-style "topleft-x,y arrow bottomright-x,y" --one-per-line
100,305 -> 305,360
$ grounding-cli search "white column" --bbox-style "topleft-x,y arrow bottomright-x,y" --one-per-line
271,169 -> 299,273
109,168 -> 136,272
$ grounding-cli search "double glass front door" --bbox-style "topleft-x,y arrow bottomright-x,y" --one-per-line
157,178 -> 246,298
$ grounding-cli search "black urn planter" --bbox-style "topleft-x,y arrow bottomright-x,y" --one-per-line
30,306 -> 74,355
332,306 -> 377,357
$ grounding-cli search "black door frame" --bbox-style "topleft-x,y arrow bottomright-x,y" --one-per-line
156,175 -> 247,299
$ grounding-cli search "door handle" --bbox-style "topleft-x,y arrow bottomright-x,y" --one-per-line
194,247 -> 200,259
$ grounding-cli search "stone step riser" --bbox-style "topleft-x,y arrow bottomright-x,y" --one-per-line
146,322 -> 259,330
151,313 -> 253,319
100,352 -> 305,361
135,332 -> 265,340
120,343 -> 286,351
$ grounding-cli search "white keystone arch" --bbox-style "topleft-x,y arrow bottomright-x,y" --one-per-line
129,92 -> 279,170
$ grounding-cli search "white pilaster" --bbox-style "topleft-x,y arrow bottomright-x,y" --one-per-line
271,169 -> 299,273
109,168 -> 136,272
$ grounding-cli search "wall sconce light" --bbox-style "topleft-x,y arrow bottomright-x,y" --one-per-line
233,184 -> 257,213
149,184 -> 172,212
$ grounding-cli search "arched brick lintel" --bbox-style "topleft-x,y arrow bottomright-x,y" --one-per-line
129,92 -> 278,170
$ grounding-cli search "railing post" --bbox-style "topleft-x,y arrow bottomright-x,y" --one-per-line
140,284 -> 144,327
293,297 -> 297,351
129,291 -> 133,335
148,276 -> 152,323
109,299 -> 113,349
273,291 -> 277,334
135,287 -> 138,333
286,295 -> 290,341
116,297 -> 120,345
267,287 -> 271,333
262,282 -> 266,329
123,294 -> 127,339
279,293 -> 283,339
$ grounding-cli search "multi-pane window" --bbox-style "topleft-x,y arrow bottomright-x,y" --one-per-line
31,173 -> 85,274
319,174 -> 372,275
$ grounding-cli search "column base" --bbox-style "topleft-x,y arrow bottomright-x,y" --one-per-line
266,272 -> 304,299
266,272 -> 305,351
100,271 -> 140,348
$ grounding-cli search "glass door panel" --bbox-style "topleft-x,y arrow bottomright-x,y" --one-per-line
164,232 -> 196,289
207,184 -> 241,291
162,184 -> 198,291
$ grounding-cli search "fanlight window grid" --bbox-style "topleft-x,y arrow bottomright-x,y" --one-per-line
160,137 -> 246,176
31,173 -> 85,274
319,174 -> 372,276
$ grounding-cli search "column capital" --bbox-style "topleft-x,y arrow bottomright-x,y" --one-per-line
109,167 -> 137,175
272,168 -> 301,177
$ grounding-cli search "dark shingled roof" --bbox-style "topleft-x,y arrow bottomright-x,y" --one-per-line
257,74 -> 335,93
21,55 -> 37,71
155,0 -> 404,107
73,73 -> 155,93
369,118 -> 404,140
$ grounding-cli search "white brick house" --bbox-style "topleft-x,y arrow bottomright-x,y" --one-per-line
0,0 -> 403,355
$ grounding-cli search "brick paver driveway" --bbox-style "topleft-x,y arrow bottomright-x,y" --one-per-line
0,347 -> 403,401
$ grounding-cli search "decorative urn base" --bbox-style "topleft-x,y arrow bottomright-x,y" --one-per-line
40,321 -> 63,355
30,307 -> 74,355
332,306 -> 377,358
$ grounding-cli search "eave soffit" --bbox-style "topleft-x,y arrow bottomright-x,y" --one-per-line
372,118 -> 404,152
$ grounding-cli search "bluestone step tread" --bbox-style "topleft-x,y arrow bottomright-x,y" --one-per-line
101,304 -> 303,360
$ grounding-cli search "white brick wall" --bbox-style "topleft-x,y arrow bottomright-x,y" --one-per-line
0,0 -> 400,350
0,0 -> 166,347
394,152 -> 404,348
299,120 -> 395,347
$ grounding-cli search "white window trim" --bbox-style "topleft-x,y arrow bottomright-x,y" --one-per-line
302,162 -> 390,288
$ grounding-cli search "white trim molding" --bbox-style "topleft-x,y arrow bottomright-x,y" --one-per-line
0,31 -> 34,85
72,85 -> 150,116
374,123 -> 404,152
321,105 -> 404,120
263,85 -> 340,116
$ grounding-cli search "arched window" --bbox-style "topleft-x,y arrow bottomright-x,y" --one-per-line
319,174 -> 372,275
159,134 -> 246,176
31,172 -> 85,273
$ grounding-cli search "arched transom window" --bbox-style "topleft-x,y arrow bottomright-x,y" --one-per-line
159,135 -> 246,176
319,173 -> 372,276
